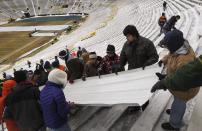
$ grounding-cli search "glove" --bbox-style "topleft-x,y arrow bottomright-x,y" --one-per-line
67,101 -> 75,108
97,67 -> 102,72
142,63 -> 147,70
156,73 -> 167,80
151,80 -> 167,93
119,66 -> 125,71
158,60 -> 163,67
69,80 -> 74,84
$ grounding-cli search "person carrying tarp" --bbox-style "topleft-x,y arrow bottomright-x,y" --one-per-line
163,15 -> 180,34
151,30 -> 200,131
120,25 -> 159,70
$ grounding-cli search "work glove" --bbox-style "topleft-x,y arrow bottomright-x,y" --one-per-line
142,66 -> 146,70
156,73 -> 167,80
69,80 -> 74,84
142,63 -> 147,70
151,80 -> 167,93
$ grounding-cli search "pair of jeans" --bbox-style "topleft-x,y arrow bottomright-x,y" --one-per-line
49,123 -> 71,131
170,96 -> 186,128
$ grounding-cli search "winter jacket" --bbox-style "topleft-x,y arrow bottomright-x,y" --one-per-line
158,16 -> 167,27
81,52 -> 90,64
77,50 -> 83,58
101,54 -> 120,74
4,119 -> 19,131
164,55 -> 202,91
84,60 -> 100,77
162,48 -> 199,101
58,65 -> 66,71
0,80 -> 19,131
120,36 -> 159,70
4,81 -> 44,130
37,71 -> 48,86
40,81 -> 70,129
163,2 -> 167,7
163,16 -> 178,32
0,80 -> 16,119
2,80 -> 16,98
65,58 -> 84,81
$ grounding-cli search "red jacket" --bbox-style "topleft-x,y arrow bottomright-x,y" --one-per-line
0,80 -> 19,131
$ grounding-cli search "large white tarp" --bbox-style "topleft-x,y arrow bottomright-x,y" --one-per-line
64,66 -> 161,106
0,25 -> 70,32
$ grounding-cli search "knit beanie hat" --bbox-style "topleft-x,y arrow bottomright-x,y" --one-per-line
164,29 -> 184,54
48,69 -> 67,88
44,61 -> 51,70
89,52 -> 97,59
107,45 -> 115,53
14,70 -> 27,83
59,50 -> 69,60
52,61 -> 60,68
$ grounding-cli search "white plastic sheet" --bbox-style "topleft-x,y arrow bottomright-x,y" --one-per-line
64,66 -> 161,106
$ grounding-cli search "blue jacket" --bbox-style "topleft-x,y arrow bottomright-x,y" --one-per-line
40,81 -> 70,129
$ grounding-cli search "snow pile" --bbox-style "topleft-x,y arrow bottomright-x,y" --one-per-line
32,32 -> 58,36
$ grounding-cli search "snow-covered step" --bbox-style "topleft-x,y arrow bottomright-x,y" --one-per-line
87,105 -> 128,131
187,89 -> 202,131
129,91 -> 171,131
69,106 -> 101,131
74,106 -> 126,131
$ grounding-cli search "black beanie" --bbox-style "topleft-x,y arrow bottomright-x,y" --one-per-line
164,29 -> 184,54
59,50 -> 69,60
52,61 -> 60,68
44,61 -> 51,70
14,70 -> 27,83
97,56 -> 103,62
107,45 -> 115,53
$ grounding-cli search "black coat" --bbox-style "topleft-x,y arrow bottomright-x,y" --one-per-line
120,36 -> 159,70
77,50 -> 83,58
163,2 -> 167,7
163,16 -> 178,31
4,81 -> 44,130
65,58 -> 84,81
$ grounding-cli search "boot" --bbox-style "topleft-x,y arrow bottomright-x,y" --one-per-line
161,122 -> 179,131
166,109 -> 171,115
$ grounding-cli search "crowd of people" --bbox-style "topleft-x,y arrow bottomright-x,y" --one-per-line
0,1 -> 200,131
0,25 -> 159,131
158,1 -> 181,36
